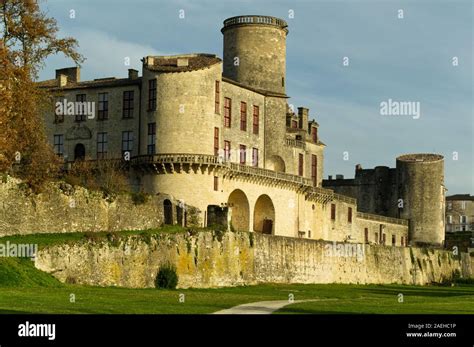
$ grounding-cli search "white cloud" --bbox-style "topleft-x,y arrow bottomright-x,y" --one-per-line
40,29 -> 171,81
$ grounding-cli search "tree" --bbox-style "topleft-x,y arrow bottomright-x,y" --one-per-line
0,0 -> 84,190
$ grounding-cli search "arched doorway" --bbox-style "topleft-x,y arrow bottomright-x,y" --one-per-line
227,189 -> 250,232
254,194 -> 275,234
266,155 -> 285,172
74,143 -> 85,161
163,199 -> 173,225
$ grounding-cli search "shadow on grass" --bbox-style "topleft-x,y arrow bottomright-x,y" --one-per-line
0,309 -> 37,314
358,285 -> 474,298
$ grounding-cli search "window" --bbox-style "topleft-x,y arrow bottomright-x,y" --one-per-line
392,235 -> 396,246
122,131 -> 133,155
461,201 -> 466,210
364,228 -> 369,243
311,155 -> 317,186
252,148 -> 258,167
97,132 -> 107,159
224,141 -> 231,161
447,215 -> 452,224
239,144 -> 246,164
291,120 -> 298,129
252,105 -> 259,135
447,201 -> 452,210
240,102 -> 247,131
401,236 -> 404,247
148,79 -> 157,111
147,123 -> 156,155
330,204 -> 336,221
74,94 -> 87,122
382,233 -> 386,245
461,215 -> 467,224
123,91 -> 134,118
298,153 -> 304,176
375,232 -> 378,244
215,81 -> 220,114
54,97 -> 64,123
224,97 -> 231,127
348,207 -> 352,223
53,134 -> 64,156
213,176 -> 218,191
214,127 -> 219,156
311,127 -> 318,143
98,93 -> 108,120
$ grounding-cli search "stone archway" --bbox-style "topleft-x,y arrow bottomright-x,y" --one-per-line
266,155 -> 285,172
228,189 -> 250,232
253,194 -> 275,234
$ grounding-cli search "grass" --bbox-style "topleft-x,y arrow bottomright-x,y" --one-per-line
0,258 -> 61,288
0,229 -> 473,314
0,282 -> 473,314
275,285 -> 474,314
0,225 -> 189,249
0,257 -> 473,314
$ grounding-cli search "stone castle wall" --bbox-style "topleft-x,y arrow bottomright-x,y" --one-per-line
0,176 -> 165,236
0,173 -> 408,244
35,231 -> 473,289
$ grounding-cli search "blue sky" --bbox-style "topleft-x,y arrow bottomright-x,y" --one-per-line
39,0 -> 473,194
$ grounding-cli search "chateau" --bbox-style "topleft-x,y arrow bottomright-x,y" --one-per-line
39,15 -> 445,248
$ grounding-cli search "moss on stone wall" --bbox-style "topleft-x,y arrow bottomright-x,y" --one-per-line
34,232 -> 473,289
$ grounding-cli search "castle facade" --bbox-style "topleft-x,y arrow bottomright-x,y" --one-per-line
40,15 -> 445,247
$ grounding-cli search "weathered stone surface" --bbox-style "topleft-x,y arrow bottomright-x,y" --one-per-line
0,176 -> 164,236
35,231 -> 473,289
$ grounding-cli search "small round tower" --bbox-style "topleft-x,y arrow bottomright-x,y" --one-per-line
396,154 -> 445,247
221,15 -> 288,95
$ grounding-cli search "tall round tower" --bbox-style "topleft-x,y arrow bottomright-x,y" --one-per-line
221,15 -> 288,95
396,154 -> 445,247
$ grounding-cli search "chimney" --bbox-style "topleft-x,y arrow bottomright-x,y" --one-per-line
146,56 -> 154,66
55,67 -> 80,83
355,164 -> 362,171
328,175 -> 333,180
297,107 -> 309,131
177,58 -> 189,67
58,74 -> 68,87
336,174 -> 344,180
128,69 -> 138,79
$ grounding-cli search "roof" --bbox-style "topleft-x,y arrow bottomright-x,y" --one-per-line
37,77 -> 141,91
397,153 -> 444,163
146,54 -> 221,73
446,194 -> 474,201
222,15 -> 288,33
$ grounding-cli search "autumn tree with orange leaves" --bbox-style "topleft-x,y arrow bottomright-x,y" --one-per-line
0,0 -> 83,190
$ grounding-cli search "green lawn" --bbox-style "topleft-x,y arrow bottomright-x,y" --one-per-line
1,282 -> 473,314
1,230 -> 473,314
0,225 -> 189,250
0,257 -> 473,314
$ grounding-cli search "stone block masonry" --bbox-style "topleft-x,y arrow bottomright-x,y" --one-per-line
0,176 -> 165,236
35,231 -> 473,289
